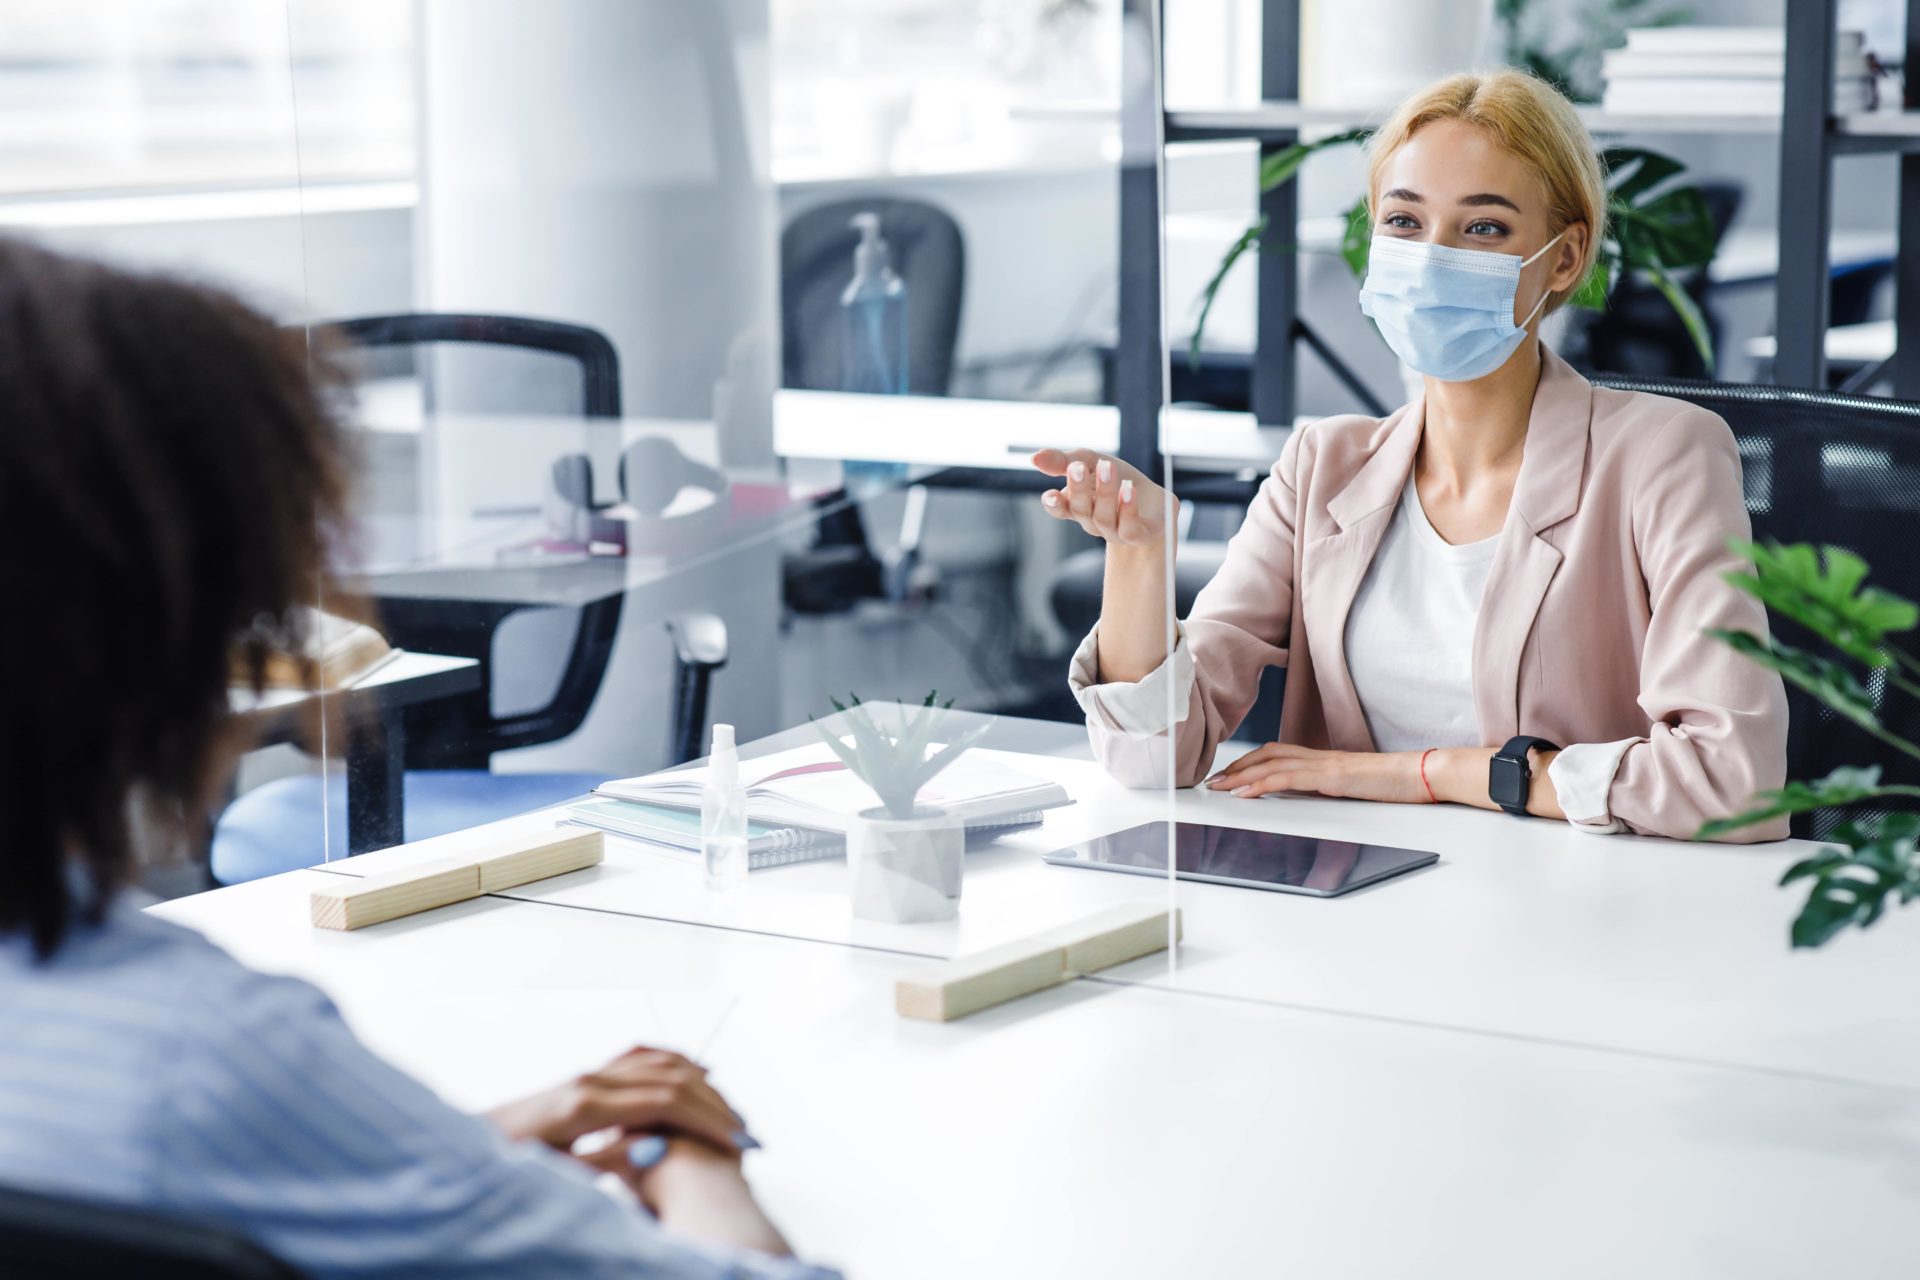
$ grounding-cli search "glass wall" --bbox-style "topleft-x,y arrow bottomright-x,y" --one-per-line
18,1 -> 1916,1274
277,6 -> 1183,1269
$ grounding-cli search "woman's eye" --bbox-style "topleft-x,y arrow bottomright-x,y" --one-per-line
1382,212 -> 1418,231
1466,219 -> 1507,237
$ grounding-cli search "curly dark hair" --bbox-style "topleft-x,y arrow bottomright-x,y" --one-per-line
0,237 -> 352,959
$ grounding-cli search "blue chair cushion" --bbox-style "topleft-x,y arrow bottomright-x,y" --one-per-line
211,770 -> 607,885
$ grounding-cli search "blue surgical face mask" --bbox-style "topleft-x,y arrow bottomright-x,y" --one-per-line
1357,231 -> 1565,382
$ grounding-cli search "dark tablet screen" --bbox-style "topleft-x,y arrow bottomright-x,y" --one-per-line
1042,821 -> 1436,897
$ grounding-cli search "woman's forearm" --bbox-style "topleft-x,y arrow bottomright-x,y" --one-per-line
1427,747 -> 1566,820
1094,539 -> 1177,684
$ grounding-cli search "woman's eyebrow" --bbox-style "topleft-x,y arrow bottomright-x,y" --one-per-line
1381,187 -> 1422,203
1460,192 -> 1522,212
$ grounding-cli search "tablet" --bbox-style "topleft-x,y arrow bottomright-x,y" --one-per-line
1041,821 -> 1436,897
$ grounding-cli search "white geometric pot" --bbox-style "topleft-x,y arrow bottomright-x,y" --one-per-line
848,806 -> 964,924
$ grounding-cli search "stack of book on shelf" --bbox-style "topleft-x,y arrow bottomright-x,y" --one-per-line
1600,26 -> 1875,116
567,742 -> 1074,871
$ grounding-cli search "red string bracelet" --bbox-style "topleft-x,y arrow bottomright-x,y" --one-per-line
1418,748 -> 1438,804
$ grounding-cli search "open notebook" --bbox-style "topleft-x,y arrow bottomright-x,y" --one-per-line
579,741 -> 1072,868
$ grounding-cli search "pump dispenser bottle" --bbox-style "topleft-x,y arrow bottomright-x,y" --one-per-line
840,211 -> 908,395
701,723 -> 748,891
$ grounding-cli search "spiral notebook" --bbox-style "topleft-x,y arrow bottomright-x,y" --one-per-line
563,797 -> 1047,870
575,741 -> 1073,870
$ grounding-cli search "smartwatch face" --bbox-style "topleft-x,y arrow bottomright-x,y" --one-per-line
1489,753 -> 1528,810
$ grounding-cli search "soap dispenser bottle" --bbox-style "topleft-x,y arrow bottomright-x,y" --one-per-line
840,211 -> 909,395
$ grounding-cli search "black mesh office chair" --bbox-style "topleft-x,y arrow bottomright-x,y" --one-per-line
1593,378 -> 1920,840
211,315 -> 728,880
0,1184 -> 304,1279
324,312 -> 627,769
332,314 -> 725,769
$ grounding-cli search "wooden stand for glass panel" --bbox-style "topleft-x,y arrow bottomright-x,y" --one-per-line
310,830 -> 604,931
895,901 -> 1182,1022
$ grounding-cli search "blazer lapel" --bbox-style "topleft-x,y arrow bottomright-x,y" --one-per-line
1471,348 -> 1592,742
1301,400 -> 1425,752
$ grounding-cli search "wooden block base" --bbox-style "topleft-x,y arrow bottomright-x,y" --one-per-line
310,830 -> 605,932
896,900 -> 1181,1022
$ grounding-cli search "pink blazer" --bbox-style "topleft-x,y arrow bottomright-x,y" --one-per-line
1090,349 -> 1790,842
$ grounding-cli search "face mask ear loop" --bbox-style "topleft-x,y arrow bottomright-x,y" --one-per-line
1516,228 -> 1568,329
1520,228 -> 1567,267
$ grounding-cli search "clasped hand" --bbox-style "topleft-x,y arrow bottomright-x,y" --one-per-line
487,1045 -> 750,1207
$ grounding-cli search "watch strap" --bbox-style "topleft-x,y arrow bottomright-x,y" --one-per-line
1491,735 -> 1559,817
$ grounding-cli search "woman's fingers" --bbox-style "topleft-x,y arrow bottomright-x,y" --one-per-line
1087,457 -> 1120,532
1030,447 -> 1073,477
1222,760 -> 1316,798
571,1080 -> 742,1152
1206,742 -> 1312,787
1060,458 -> 1094,521
1030,448 -> 1179,546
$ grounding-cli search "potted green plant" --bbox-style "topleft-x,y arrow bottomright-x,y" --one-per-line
815,693 -> 991,924
1190,135 -> 1723,375
1701,542 -> 1920,947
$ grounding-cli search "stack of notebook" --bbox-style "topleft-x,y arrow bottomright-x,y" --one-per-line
567,742 -> 1074,870
1600,26 -> 1876,116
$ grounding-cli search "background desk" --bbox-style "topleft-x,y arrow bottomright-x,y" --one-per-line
229,650 -> 480,853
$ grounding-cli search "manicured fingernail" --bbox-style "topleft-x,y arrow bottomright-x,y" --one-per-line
733,1130 -> 763,1151
1042,490 -> 1059,507
1068,461 -> 1087,482
626,1134 -> 669,1169
1231,786 -> 1254,797
1120,479 -> 1133,504
1097,459 -> 1113,484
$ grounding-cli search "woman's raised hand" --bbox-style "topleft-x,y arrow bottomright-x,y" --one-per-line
1031,449 -> 1174,547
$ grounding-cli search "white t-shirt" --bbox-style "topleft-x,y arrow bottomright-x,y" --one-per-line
1342,476 -> 1497,753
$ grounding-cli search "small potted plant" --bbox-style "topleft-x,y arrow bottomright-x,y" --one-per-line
815,693 -> 990,924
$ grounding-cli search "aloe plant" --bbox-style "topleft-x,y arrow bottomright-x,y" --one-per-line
813,692 -> 991,821
1190,135 -> 1722,373
1701,541 -> 1920,947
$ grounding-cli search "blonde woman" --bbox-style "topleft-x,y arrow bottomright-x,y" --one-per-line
1033,69 -> 1788,842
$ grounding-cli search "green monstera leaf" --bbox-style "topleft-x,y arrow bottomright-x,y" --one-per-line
1723,539 -> 1920,669
1779,814 -> 1920,949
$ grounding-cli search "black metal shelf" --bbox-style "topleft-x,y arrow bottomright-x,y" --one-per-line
1110,0 -> 1920,464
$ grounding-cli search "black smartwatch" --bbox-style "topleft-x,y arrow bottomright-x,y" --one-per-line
1489,735 -> 1558,817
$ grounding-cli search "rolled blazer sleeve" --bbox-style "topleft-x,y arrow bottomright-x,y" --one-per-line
1608,408 -> 1790,842
1080,429 -> 1303,789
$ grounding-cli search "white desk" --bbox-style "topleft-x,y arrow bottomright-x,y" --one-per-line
152,867 -> 1920,1278
282,733 -> 1920,1096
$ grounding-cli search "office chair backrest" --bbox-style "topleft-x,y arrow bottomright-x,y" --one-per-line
325,312 -> 623,419
0,1184 -> 305,1279
780,196 -> 965,396
317,312 -> 628,765
1594,376 -> 1920,839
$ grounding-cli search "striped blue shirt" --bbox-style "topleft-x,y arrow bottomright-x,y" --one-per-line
0,897 -> 839,1279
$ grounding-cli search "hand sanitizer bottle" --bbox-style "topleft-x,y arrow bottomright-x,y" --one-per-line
702,723 -> 748,892
840,212 -> 908,395
840,211 -> 912,494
